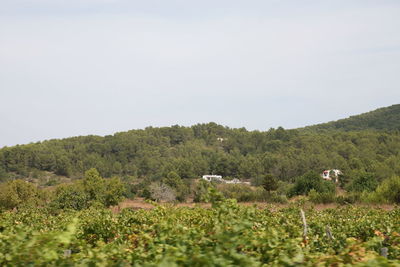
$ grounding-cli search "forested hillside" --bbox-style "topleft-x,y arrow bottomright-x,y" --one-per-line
303,104 -> 400,132
1,106 -> 400,220
1,120 -> 400,185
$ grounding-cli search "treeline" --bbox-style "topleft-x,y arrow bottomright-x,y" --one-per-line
304,104 -> 400,132
1,123 -> 400,185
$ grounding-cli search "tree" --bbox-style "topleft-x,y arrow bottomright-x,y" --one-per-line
374,176 -> 400,203
289,171 -> 335,197
51,168 -> 125,210
103,177 -> 125,206
149,182 -> 176,202
82,168 -> 105,202
194,180 -> 213,203
51,184 -> 89,210
55,155 -> 72,176
163,171 -> 189,202
238,156 -> 262,179
0,180 -> 39,209
346,172 -> 378,193
0,166 -> 9,182
262,174 -> 278,192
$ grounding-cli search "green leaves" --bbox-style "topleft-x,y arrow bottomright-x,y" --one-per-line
1,197 -> 400,265
51,168 -> 125,210
0,180 -> 40,210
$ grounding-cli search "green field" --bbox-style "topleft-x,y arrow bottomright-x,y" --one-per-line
1,198 -> 399,266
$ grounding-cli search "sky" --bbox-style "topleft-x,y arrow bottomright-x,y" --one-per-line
1,0 -> 400,147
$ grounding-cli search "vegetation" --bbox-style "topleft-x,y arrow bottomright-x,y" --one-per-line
0,197 -> 399,266
261,174 -> 279,192
0,105 -> 400,205
289,171 -> 336,197
1,105 -> 400,264
0,180 -> 41,209
304,104 -> 400,132
1,123 -> 400,190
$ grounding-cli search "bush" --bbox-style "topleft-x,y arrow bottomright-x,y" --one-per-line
346,172 -> 378,193
372,176 -> 400,204
218,184 -> 255,201
335,194 -> 360,205
308,189 -> 336,204
148,182 -> 176,202
193,180 -> 213,202
51,184 -> 89,210
0,180 -> 40,209
103,177 -> 125,206
261,191 -> 288,203
289,171 -> 335,197
217,184 -> 287,203
51,168 -> 125,210
0,166 -> 9,182
123,183 -> 136,199
276,181 -> 292,196
261,174 -> 278,192
162,171 -> 190,202
45,179 -> 59,187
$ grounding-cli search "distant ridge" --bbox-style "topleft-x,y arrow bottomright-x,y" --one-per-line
302,104 -> 400,132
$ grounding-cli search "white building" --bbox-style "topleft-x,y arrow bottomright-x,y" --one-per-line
322,169 -> 342,183
202,175 -> 223,182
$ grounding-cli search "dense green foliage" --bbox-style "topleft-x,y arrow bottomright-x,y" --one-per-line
0,199 -> 399,266
261,174 -> 279,192
0,169 -> 125,212
51,168 -> 125,210
1,122 -> 400,186
0,180 -> 42,209
304,104 -> 400,132
346,171 -> 379,193
1,105 -> 400,205
289,171 -> 336,197
364,176 -> 400,204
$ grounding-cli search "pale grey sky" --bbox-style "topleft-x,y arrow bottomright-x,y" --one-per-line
1,0 -> 400,147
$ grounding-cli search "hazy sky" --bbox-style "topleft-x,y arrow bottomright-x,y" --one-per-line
1,0 -> 400,147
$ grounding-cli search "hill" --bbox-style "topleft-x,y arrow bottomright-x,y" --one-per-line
302,104 -> 400,132
1,121 -> 400,186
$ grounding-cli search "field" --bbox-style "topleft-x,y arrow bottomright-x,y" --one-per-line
112,198 -> 396,212
1,198 -> 399,266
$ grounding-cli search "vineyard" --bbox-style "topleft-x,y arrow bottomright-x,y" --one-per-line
0,198 -> 399,266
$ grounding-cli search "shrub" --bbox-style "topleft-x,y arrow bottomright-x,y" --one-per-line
261,191 -> 288,203
0,166 -> 9,182
308,189 -> 335,204
51,168 -> 125,210
0,180 -> 40,209
82,168 -> 106,202
346,172 -> 378,193
123,183 -> 136,199
193,180 -> 213,202
373,176 -> 400,204
276,181 -> 292,196
261,174 -> 278,192
217,184 -> 287,203
218,184 -> 254,201
335,194 -> 360,205
162,171 -> 190,202
103,177 -> 125,206
289,171 -> 335,197
45,179 -> 59,187
148,182 -> 176,202
51,184 -> 89,210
